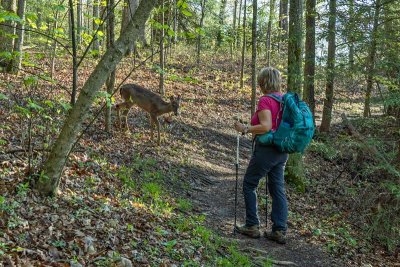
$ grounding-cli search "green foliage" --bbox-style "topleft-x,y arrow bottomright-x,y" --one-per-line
309,140 -> 338,161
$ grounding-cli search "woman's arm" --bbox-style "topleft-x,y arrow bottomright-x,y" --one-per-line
234,110 -> 272,135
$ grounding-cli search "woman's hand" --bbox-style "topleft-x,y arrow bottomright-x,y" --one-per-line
234,121 -> 246,133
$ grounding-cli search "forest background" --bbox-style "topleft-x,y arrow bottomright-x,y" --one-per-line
0,0 -> 399,266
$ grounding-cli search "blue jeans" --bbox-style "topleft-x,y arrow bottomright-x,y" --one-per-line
243,141 -> 289,231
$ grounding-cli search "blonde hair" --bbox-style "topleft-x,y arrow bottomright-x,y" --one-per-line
257,67 -> 282,94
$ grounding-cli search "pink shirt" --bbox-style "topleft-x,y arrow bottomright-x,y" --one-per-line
250,93 -> 283,131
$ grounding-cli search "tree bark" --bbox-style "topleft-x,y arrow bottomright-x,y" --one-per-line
237,0 -> 242,47
251,0 -> 257,117
232,0 -> 238,49
121,0 -> 139,55
303,0 -> 316,119
287,0 -> 302,92
11,0 -> 26,74
240,0 -> 247,89
77,0 -> 83,45
105,0 -> 116,132
159,0 -> 165,95
348,0 -> 355,70
279,0 -> 288,38
92,0 -> 100,55
196,0 -> 207,65
266,0 -> 275,66
216,0 -> 227,47
363,0 -> 381,117
286,0 -> 304,192
69,0 -> 78,105
36,0 -> 158,196
0,0 -> 16,71
320,0 -> 337,132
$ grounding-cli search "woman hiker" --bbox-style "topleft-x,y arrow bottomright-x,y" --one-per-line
233,66 -> 289,244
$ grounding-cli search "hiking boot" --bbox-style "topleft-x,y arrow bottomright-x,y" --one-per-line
264,230 -> 287,244
235,224 -> 261,238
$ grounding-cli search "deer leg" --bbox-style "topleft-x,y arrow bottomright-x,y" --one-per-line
123,109 -> 130,132
155,117 -> 161,146
150,115 -> 155,141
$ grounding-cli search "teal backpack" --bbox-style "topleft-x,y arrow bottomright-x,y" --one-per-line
257,92 -> 315,153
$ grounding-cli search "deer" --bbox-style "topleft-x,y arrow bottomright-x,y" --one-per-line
114,83 -> 182,145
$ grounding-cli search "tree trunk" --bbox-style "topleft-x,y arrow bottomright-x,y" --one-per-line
237,0 -> 242,47
92,0 -> 100,55
232,0 -> 238,49
266,0 -> 275,66
240,0 -> 247,89
173,0 -> 177,44
0,0 -> 16,71
251,0 -> 257,117
303,0 -> 316,120
69,0 -> 78,105
105,0 -> 116,132
320,0 -> 336,132
348,0 -> 354,70
77,0 -> 83,45
319,0 -> 336,132
121,0 -> 139,55
196,0 -> 206,65
363,0 -> 381,118
216,0 -> 227,47
287,0 -> 302,92
279,0 -> 288,38
36,0 -> 158,196
159,0 -> 165,95
286,0 -> 304,192
50,1 -> 62,79
11,0 -> 26,74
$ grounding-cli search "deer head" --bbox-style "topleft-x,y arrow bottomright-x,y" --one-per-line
170,95 -> 182,116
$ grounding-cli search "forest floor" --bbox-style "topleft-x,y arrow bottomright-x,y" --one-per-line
0,51 -> 399,266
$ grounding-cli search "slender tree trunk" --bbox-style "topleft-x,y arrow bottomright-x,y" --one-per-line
86,0 -> 91,33
159,0 -> 165,95
36,0 -> 157,196
286,0 -> 304,192
237,0 -> 242,47
363,0 -> 381,117
287,0 -> 302,92
251,0 -> 257,117
196,0 -> 206,65
279,0 -> 288,38
303,0 -> 316,119
216,0 -> 227,47
121,0 -> 139,55
266,0 -> 275,65
51,0 -> 64,79
240,0 -> 247,89
92,0 -> 100,55
320,0 -> 336,132
77,0 -> 83,45
173,0 -> 178,45
105,0 -> 115,132
348,0 -> 354,70
69,0 -> 78,105
233,0 -> 238,49
0,0 -> 16,71
11,0 -> 26,74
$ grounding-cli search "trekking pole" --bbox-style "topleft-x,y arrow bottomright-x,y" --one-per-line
233,134 -> 240,234
265,175 -> 269,229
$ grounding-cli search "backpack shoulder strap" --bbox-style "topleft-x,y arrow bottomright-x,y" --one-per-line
266,93 -> 284,103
